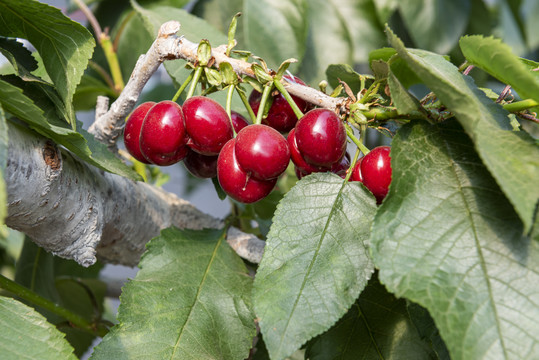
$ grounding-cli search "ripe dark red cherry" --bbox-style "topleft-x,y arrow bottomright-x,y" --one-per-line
287,128 -> 327,174
183,148 -> 218,179
183,96 -> 233,155
234,124 -> 290,180
248,75 -> 308,133
360,146 -> 392,203
350,157 -> 364,182
217,139 -> 277,203
139,100 -> 188,166
231,111 -> 250,133
331,152 -> 350,178
295,108 -> 347,167
124,101 -> 155,164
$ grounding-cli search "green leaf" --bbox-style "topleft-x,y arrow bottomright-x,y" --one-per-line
371,120 -> 539,360
73,74 -> 117,111
369,48 -> 422,88
0,37 -> 41,81
0,0 -> 95,125
492,0 -> 527,56
0,105 -> 6,225
15,239 -> 105,357
387,29 -> 539,233
244,0 -> 307,72
253,173 -> 377,360
132,1 -> 227,89
407,303 -> 451,360
521,0 -> 539,49
92,227 -> 256,359
398,0 -> 471,54
0,296 -> 76,360
192,0 -> 246,49
325,64 -> 371,95
388,70 -> 423,115
0,79 -> 140,181
460,35 -> 539,103
306,274 -> 445,360
299,0 -> 353,85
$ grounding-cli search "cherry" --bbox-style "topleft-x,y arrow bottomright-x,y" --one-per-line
234,124 -> 290,180
287,128 -> 327,174
124,102 -> 155,164
331,152 -> 350,178
350,157 -> 364,183
183,148 -> 218,179
249,75 -> 308,133
295,108 -> 346,167
231,111 -> 250,133
217,139 -> 277,203
139,100 -> 188,166
183,96 -> 233,155
360,146 -> 392,203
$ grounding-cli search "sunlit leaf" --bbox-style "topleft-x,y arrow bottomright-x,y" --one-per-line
254,173 -> 377,359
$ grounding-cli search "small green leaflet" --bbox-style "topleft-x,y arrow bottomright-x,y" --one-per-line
387,27 -> 539,234
91,227 -> 256,360
371,120 -> 539,360
253,173 -> 377,360
460,35 -> 539,103
0,0 -> 95,126
0,296 -> 76,360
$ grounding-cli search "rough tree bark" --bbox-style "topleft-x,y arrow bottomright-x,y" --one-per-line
3,21 -> 342,268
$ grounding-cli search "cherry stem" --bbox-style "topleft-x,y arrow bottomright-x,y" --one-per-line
186,67 -> 203,99
0,274 -> 108,337
255,84 -> 273,125
344,148 -> 362,182
225,85 -> 237,137
236,86 -> 257,123
346,125 -> 370,155
503,98 -> 539,113
172,71 -> 195,102
273,79 -> 304,119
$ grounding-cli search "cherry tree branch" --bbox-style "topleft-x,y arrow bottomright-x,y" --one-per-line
88,21 -> 345,149
5,124 -> 264,267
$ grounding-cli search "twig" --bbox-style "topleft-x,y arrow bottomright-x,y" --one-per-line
88,21 -> 344,149
496,85 -> 512,103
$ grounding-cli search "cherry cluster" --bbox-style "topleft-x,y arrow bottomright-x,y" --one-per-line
123,76 -> 392,204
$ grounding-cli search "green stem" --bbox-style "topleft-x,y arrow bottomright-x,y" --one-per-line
225,85 -> 237,137
273,79 -> 304,119
256,84 -> 273,125
344,148 -> 362,182
236,86 -> 257,123
172,71 -> 195,102
186,67 -> 203,99
0,275 -> 108,337
100,34 -> 125,91
346,125 -> 370,155
503,99 -> 539,113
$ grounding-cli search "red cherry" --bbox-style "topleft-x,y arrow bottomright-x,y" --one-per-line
331,152 -> 350,178
139,101 -> 188,166
231,111 -> 250,133
183,96 -> 233,155
360,146 -> 392,203
124,102 -> 155,164
295,108 -> 346,167
183,148 -> 218,179
234,124 -> 290,180
350,157 -> 364,182
217,139 -> 277,203
287,128 -> 327,175
248,75 -> 308,133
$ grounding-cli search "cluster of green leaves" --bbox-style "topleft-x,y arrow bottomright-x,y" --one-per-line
0,0 -> 538,359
